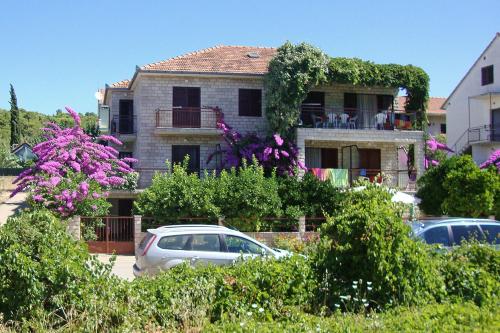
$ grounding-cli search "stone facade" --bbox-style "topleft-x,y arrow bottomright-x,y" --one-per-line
104,72 -> 424,189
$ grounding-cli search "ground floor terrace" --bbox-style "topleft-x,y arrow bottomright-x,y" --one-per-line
296,127 -> 425,190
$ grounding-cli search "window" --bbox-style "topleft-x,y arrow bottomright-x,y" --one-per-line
172,145 -> 200,173
377,95 -> 394,111
321,148 -> 338,168
451,225 -> 483,245
423,226 -> 450,246
118,100 -> 134,134
239,89 -> 262,117
157,234 -> 191,250
224,235 -> 265,254
344,93 -> 357,111
173,87 -> 200,108
440,123 -> 446,134
191,234 -> 221,252
480,225 -> 500,245
481,65 -> 494,86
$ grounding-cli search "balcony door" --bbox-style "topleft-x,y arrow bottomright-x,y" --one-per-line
358,149 -> 381,180
173,87 -> 201,128
492,108 -> 500,141
119,100 -> 134,134
172,145 -> 200,174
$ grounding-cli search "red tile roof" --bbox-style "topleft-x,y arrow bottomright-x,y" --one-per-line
109,80 -> 130,88
140,45 -> 277,75
398,96 -> 446,115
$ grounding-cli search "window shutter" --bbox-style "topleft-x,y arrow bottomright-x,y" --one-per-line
239,89 -> 262,116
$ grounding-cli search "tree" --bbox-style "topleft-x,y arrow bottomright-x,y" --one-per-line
12,106 -> 137,218
9,84 -> 21,148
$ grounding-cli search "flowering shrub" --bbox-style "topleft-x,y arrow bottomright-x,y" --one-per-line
11,106 -> 137,217
480,149 -> 500,172
209,115 -> 305,176
425,134 -> 453,168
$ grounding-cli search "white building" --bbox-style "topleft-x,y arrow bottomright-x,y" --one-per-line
443,33 -> 500,164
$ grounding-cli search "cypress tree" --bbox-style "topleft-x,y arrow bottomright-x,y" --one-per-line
9,84 -> 21,148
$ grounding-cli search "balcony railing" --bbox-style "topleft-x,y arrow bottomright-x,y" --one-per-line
299,106 -> 417,130
155,107 -> 221,129
451,124 -> 500,154
111,115 -> 136,135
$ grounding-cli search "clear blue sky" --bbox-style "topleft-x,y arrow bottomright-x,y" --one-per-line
0,0 -> 499,115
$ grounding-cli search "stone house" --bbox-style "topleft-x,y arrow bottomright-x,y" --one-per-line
97,45 -> 425,214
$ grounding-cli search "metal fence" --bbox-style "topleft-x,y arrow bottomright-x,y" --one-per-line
0,168 -> 25,176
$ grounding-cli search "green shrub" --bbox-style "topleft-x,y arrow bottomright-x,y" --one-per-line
134,255 -> 316,325
442,157 -> 498,217
316,184 -> 444,310
439,241 -> 500,305
215,160 -> 282,231
277,172 -> 343,219
134,160 -> 220,223
205,302 -> 500,333
417,155 -> 499,216
0,210 -> 128,324
273,233 -> 320,255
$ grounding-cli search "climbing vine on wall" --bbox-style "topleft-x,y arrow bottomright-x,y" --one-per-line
264,42 -> 430,136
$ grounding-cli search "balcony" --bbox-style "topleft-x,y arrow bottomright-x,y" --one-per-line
299,106 -> 417,131
154,107 -> 222,137
110,115 -> 136,142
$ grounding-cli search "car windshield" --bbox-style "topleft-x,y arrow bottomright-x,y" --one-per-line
225,235 -> 264,254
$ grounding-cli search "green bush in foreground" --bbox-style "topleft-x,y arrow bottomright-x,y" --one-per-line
316,185 -> 444,310
1,199 -> 499,332
205,302 -> 500,333
439,241 -> 500,306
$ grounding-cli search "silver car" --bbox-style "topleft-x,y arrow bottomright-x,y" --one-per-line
133,225 -> 291,277
412,218 -> 500,247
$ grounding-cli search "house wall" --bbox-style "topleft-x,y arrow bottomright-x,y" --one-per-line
427,114 -> 446,137
444,35 -> 500,162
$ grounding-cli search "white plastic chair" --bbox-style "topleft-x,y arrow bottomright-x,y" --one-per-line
340,113 -> 349,128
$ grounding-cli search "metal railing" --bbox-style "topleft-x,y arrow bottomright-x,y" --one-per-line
155,107 -> 222,129
111,115 -> 137,135
451,124 -> 500,154
300,106 -> 418,130
81,216 -> 134,242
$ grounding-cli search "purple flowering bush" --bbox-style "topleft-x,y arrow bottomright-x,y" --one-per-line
480,149 -> 500,172
425,134 -> 453,169
210,115 -> 305,176
11,107 -> 137,218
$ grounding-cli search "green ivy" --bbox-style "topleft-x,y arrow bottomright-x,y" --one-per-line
265,42 -> 430,135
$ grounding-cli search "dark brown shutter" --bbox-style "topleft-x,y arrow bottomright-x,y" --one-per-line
173,87 -> 200,107
321,148 -> 338,168
239,89 -> 262,116
482,65 -> 494,86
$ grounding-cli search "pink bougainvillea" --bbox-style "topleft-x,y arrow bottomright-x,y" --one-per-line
12,106 -> 137,217
480,149 -> 500,172
208,113 -> 305,175
425,135 -> 453,169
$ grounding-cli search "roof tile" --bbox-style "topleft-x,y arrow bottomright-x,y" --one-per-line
140,45 -> 277,75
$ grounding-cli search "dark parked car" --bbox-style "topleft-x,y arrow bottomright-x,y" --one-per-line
412,218 -> 500,247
